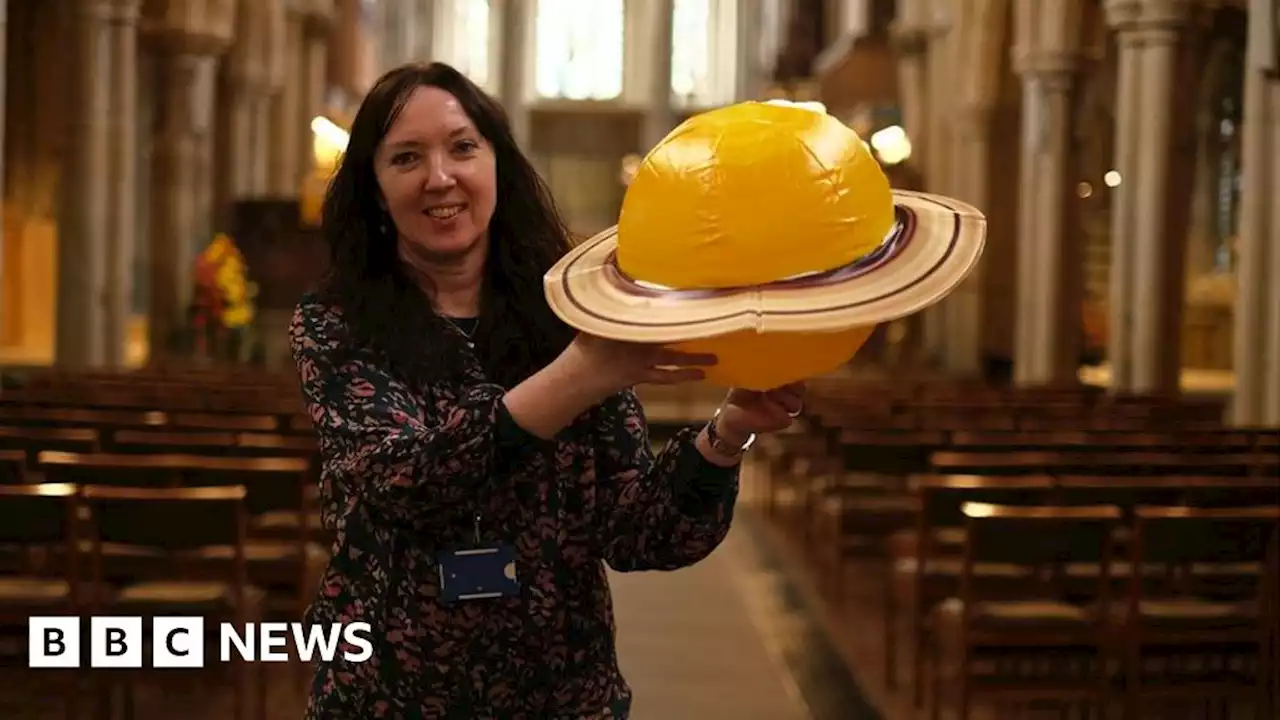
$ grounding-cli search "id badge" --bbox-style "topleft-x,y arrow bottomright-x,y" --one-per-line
437,545 -> 520,603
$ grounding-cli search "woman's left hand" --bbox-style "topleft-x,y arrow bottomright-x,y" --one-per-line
714,382 -> 806,443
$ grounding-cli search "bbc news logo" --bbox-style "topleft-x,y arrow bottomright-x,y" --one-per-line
29,617 -> 373,668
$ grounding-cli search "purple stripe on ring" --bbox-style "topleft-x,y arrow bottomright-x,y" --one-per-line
604,208 -> 911,299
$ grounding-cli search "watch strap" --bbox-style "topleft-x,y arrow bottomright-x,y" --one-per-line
705,410 -> 755,458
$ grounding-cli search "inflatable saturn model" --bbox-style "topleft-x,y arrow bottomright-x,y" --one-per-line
543,100 -> 986,390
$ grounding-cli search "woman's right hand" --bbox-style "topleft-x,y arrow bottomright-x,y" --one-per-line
505,334 -> 716,440
561,334 -> 718,400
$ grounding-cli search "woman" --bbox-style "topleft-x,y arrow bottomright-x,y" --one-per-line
292,62 -> 805,718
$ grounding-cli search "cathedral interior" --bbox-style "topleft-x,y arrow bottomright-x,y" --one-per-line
1,0 -> 1278,718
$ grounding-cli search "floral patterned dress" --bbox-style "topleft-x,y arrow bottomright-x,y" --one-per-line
290,295 -> 740,719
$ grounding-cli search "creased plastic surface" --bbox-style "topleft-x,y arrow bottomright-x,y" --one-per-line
616,101 -> 896,290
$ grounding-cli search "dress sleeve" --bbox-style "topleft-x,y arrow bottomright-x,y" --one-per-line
592,389 -> 740,572
290,298 -> 547,526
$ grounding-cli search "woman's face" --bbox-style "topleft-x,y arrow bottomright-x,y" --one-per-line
374,85 -> 497,262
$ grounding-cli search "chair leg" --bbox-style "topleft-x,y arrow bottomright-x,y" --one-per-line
914,621 -> 928,708
883,559 -> 897,690
232,660 -> 247,720
259,661 -> 270,720
929,634 -> 942,720
66,669 -> 80,720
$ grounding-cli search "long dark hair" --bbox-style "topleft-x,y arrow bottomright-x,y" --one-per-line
318,62 -> 575,390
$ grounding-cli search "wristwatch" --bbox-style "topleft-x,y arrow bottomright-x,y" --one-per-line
705,408 -> 756,459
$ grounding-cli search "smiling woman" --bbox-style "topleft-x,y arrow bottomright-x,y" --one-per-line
292,62 -> 807,718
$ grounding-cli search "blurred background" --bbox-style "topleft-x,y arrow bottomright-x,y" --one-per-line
1,1 -> 1278,719
0,0 -> 1272,411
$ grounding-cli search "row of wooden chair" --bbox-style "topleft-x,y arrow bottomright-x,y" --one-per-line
756,380 -> 1279,720
1,370 -> 327,719
2,482 -> 265,720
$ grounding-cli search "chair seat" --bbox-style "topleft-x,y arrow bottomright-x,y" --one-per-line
252,510 -> 323,531
895,557 -> 1031,578
113,581 -> 266,615
192,541 -> 329,564
1131,598 -> 1259,626
933,597 -> 1092,628
0,577 -> 70,604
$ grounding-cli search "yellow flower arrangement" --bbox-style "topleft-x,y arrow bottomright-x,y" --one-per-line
194,233 -> 257,330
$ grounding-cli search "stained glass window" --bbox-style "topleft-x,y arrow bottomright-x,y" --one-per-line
670,0 -> 738,108
534,0 -> 625,100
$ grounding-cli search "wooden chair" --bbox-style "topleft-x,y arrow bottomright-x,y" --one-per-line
905,474 -> 1056,707
81,484 -> 266,720
1123,505 -> 1280,718
0,483 -> 84,719
929,502 -> 1122,720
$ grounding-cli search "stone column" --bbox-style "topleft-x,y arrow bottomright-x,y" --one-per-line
148,39 -> 224,361
102,0 -> 141,368
1013,53 -> 1083,386
1266,97 -> 1280,425
892,26 -> 930,157
224,5 -> 259,203
297,6 -> 333,188
498,0 -> 533,147
642,0 -> 676,150
919,17 -> 957,366
0,0 -> 7,345
941,104 -> 991,376
1236,4 -> 1280,424
1128,4 -> 1190,394
56,0 -> 113,367
1103,0 -> 1143,390
269,10 -> 303,196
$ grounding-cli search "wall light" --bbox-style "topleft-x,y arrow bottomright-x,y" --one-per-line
870,124 -> 912,166
311,116 -> 349,150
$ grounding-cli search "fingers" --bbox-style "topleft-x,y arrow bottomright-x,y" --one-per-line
641,367 -> 707,385
764,384 -> 805,417
652,348 -> 718,368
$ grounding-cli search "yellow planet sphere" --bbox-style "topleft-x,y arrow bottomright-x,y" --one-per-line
615,100 -> 897,390
616,101 -> 895,289
674,327 -> 876,391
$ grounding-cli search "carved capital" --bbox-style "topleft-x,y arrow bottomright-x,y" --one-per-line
1013,50 -> 1080,85
301,0 -> 334,35
1105,0 -> 1194,34
141,0 -> 237,55
102,0 -> 144,23
1103,0 -> 1145,30
889,22 -> 930,57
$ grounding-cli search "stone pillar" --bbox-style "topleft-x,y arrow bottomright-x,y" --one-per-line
225,75 -> 255,197
1013,53 -> 1083,387
224,6 -> 258,203
1103,0 -> 1143,391
1235,8 -> 1280,424
1105,0 -> 1193,395
941,104 -> 991,377
892,26 -> 930,159
1266,103 -> 1280,424
919,17 -> 957,367
102,0 -> 141,368
297,6 -> 333,187
0,0 -> 7,345
148,38 -> 225,361
57,0 -> 113,367
269,10 -> 303,196
1129,4 -> 1189,394
642,0 -> 676,149
498,0 -> 533,147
